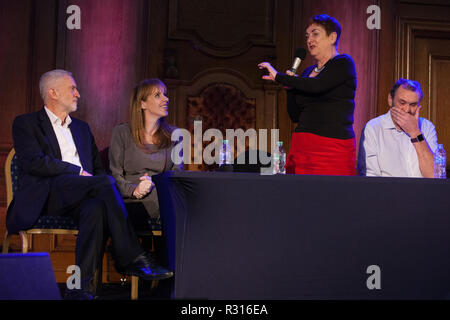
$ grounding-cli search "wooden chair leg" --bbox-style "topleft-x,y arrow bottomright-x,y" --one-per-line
93,269 -> 99,295
19,231 -> 29,253
151,280 -> 159,290
131,276 -> 139,300
2,231 -> 10,254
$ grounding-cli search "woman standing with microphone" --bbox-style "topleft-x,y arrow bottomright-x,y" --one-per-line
258,14 -> 357,175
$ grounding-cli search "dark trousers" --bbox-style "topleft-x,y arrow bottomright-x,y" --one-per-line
42,174 -> 143,291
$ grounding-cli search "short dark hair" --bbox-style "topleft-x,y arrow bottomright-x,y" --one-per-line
389,78 -> 423,102
309,14 -> 342,47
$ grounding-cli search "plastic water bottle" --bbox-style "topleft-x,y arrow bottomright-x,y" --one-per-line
434,144 -> 447,179
272,141 -> 286,174
272,152 -> 280,174
219,139 -> 232,167
278,141 -> 286,174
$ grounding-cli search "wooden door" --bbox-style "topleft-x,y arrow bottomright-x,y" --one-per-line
415,36 -> 450,163
397,18 -> 450,167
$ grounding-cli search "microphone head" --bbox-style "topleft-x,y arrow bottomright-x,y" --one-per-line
295,47 -> 307,60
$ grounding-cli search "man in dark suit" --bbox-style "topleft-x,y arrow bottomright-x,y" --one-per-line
6,69 -> 173,299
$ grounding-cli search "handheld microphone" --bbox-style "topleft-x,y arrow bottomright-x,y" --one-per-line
289,47 -> 307,74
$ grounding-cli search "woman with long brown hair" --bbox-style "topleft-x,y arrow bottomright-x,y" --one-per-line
109,78 -> 181,224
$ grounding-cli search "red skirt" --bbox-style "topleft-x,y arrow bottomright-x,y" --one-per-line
285,132 -> 356,176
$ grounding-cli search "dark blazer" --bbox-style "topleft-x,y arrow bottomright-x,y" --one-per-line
6,108 -> 105,234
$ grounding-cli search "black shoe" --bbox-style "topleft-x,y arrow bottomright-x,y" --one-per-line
123,253 -> 173,281
64,289 -> 94,300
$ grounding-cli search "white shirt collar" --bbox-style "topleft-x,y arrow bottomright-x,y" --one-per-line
380,110 -> 401,131
44,106 -> 72,127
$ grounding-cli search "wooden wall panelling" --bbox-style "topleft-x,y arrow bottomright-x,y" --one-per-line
164,0 -> 278,85
166,69 -> 279,167
394,0 -> 450,163
144,0 -> 167,79
377,0 -> 397,116
411,27 -> 450,162
429,54 -> 450,157
378,1 -> 450,115
0,0 -> 59,242
276,0 -> 298,154
398,0 -> 450,21
167,0 -> 276,58
376,0 -> 450,169
164,0 -> 281,161
414,33 -> 450,116
31,1 -> 60,111
0,1 -> 34,209
395,18 -> 450,89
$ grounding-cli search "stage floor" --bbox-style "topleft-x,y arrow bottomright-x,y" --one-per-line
57,279 -> 173,300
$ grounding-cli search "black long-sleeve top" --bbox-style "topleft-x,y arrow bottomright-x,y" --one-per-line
275,54 -> 357,139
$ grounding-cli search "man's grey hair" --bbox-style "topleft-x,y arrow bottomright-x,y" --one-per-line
39,69 -> 73,103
